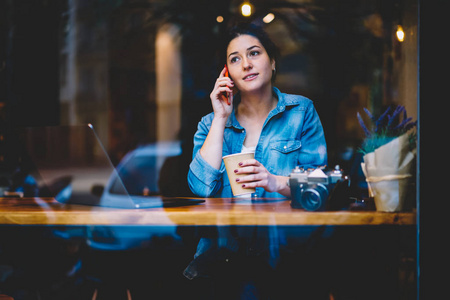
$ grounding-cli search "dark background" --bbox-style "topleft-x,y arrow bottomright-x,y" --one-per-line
0,0 -> 418,181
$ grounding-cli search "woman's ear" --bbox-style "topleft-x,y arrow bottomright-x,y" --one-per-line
271,59 -> 277,82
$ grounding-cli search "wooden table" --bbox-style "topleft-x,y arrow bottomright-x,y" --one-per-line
0,197 -> 417,299
0,197 -> 416,226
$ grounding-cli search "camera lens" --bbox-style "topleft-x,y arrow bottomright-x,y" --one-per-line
300,184 -> 329,211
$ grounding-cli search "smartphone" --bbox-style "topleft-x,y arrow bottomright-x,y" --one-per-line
223,64 -> 230,105
224,64 -> 229,78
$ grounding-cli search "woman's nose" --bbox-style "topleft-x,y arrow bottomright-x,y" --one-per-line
242,58 -> 253,71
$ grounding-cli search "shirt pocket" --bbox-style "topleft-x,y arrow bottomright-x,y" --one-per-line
270,139 -> 301,153
268,139 -> 302,175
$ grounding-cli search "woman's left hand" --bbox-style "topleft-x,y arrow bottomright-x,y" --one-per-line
235,158 -> 291,197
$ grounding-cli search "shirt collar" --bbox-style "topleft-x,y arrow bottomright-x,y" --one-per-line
225,87 -> 300,129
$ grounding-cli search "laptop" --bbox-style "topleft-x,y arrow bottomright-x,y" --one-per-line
20,124 -> 204,209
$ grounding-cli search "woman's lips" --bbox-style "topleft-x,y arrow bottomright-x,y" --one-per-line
243,73 -> 258,81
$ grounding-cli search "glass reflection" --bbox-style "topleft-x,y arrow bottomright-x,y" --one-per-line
0,0 -> 418,298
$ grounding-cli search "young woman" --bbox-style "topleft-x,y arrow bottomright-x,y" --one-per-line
187,23 -> 327,198
184,24 -> 330,299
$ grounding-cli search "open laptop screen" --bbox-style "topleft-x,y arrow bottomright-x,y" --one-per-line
20,124 -> 128,205
19,124 -> 197,208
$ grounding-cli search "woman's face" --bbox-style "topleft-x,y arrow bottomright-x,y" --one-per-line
226,34 -> 275,94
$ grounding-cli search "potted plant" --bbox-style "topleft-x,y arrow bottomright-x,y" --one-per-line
357,105 -> 417,212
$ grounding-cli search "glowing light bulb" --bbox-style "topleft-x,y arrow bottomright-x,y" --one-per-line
216,15 -> 224,23
241,3 -> 252,17
396,25 -> 405,42
263,13 -> 275,23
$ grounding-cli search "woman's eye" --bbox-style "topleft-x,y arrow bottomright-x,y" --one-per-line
249,50 -> 260,57
230,56 -> 239,63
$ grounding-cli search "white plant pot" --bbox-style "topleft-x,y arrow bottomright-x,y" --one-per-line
369,176 -> 410,212
360,134 -> 416,212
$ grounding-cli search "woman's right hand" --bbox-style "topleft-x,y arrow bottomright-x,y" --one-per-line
199,66 -> 235,170
210,66 -> 234,119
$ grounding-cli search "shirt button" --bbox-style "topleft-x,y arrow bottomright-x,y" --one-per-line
284,146 -> 287,150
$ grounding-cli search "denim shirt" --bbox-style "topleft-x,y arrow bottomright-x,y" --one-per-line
188,87 -> 327,198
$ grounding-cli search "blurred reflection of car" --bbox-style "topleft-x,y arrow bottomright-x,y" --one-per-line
103,140 -> 182,198
88,141 -> 184,251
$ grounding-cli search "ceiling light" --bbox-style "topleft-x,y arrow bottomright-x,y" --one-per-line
241,2 -> 252,17
396,25 -> 405,42
263,13 -> 275,23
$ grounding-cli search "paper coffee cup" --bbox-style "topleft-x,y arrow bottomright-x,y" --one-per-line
223,152 -> 256,197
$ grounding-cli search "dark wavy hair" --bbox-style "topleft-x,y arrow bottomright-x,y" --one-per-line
223,23 -> 280,82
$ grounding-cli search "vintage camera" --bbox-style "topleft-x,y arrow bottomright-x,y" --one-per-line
288,165 -> 350,211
